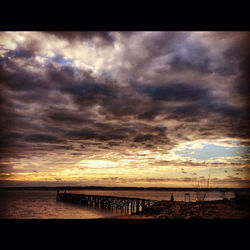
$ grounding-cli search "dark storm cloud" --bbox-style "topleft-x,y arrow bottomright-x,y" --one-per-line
166,100 -> 243,124
0,56 -> 247,160
137,106 -> 163,120
234,75 -> 250,103
0,31 -> 249,183
49,145 -> 75,150
0,62 -> 46,92
108,142 -> 121,147
3,46 -> 34,60
139,82 -> 211,102
25,134 -> 63,143
121,32 -> 243,78
169,55 -> 211,74
1,49 -> 94,94
154,125 -> 167,134
0,163 -> 13,173
67,128 -> 126,141
168,46 -> 238,76
133,134 -> 154,142
60,81 -> 116,104
135,82 -> 246,137
232,44 -> 250,116
0,132 -> 24,140
47,64 -> 77,85
47,110 -> 94,124
133,133 -> 168,144
67,129 -> 102,140
143,32 -> 188,56
46,31 -> 115,45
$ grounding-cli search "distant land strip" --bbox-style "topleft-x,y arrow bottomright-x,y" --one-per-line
0,186 -> 249,192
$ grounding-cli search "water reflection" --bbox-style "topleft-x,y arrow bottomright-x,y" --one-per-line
0,190 -> 121,219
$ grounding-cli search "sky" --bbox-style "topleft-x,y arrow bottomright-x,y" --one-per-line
0,31 -> 249,188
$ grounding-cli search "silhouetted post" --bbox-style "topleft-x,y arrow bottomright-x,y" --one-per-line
185,193 -> 190,202
234,192 -> 239,202
136,200 -> 140,213
141,200 -> 146,211
171,193 -> 174,202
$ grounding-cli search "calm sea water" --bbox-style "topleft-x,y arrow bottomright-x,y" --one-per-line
0,189 -> 235,219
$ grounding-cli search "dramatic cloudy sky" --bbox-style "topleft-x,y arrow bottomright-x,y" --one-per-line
0,31 -> 249,188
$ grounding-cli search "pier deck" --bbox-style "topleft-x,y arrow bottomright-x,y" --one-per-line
56,191 -> 155,214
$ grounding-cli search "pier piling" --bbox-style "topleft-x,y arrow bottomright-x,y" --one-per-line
57,193 -> 153,215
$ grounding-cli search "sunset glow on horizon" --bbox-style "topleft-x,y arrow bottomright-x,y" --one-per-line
0,31 -> 249,188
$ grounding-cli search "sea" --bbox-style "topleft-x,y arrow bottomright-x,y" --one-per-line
0,189 -> 236,219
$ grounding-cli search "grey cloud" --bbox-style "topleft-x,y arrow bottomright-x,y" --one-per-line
47,109 -> 94,125
67,128 -> 126,141
0,63 -> 46,92
60,82 -> 116,104
139,82 -> 211,102
134,134 -> 154,142
168,46 -> 238,76
120,32 -> 243,78
46,32 -> 115,46
3,46 -> 34,60
25,134 -> 63,143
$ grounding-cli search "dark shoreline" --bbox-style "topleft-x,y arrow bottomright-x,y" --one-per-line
0,185 -> 249,193
111,198 -> 250,219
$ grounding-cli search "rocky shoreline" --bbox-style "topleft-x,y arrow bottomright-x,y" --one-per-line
112,198 -> 250,219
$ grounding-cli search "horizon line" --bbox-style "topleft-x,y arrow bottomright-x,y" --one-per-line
1,185 -> 249,190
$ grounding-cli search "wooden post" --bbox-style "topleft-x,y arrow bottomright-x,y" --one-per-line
130,200 -> 133,214
141,200 -> 145,211
126,202 -> 129,214
136,200 -> 140,213
185,193 -> 190,202
171,193 -> 174,202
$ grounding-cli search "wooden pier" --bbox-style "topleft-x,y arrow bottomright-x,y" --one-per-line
56,190 -> 155,215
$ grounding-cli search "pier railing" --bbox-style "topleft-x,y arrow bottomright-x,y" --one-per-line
56,190 -> 155,215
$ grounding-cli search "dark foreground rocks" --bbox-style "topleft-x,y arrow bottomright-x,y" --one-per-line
129,198 -> 250,219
